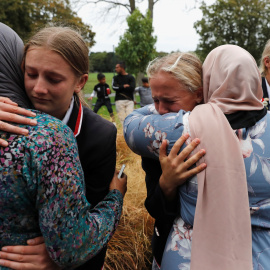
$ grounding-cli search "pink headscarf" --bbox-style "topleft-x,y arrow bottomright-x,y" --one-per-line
189,45 -> 264,270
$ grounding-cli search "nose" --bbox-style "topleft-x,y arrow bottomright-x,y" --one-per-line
33,77 -> 48,95
158,102 -> 169,115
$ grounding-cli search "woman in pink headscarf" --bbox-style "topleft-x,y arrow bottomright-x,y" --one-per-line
123,44 -> 268,269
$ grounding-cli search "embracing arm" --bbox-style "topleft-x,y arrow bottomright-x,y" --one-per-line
124,105 -> 206,218
0,119 -> 126,270
0,169 -> 126,270
0,97 -> 37,146
35,133 -> 125,269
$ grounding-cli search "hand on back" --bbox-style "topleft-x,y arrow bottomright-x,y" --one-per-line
0,237 -> 61,270
159,133 -> 207,200
0,96 -> 37,147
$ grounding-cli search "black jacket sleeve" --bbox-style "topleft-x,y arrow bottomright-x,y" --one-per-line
142,157 -> 179,221
77,109 -> 117,207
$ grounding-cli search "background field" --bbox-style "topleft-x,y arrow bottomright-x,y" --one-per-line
104,130 -> 154,270
84,76 -> 154,269
83,73 -> 141,119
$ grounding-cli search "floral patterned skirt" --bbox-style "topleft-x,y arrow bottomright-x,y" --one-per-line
161,217 -> 192,270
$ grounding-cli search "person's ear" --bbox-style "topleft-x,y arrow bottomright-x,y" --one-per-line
195,87 -> 204,104
74,74 -> 88,93
264,57 -> 270,69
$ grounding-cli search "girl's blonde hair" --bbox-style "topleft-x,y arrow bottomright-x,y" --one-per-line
260,39 -> 270,76
23,25 -> 89,106
146,52 -> 202,94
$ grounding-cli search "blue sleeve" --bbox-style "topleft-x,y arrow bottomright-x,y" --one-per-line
123,104 -> 188,159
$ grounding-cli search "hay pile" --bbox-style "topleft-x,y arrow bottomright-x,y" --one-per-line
104,130 -> 155,270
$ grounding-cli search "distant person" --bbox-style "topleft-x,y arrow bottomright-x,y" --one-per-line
135,77 -> 154,107
88,73 -> 115,122
112,61 -> 135,124
260,39 -> 270,110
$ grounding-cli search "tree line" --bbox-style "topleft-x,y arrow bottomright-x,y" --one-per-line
0,0 -> 95,47
2,0 -> 270,75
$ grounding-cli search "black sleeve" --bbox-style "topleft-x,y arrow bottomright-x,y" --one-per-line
112,76 -> 123,91
77,112 -> 117,207
142,157 -> 179,221
127,75 -> 136,92
86,126 -> 117,207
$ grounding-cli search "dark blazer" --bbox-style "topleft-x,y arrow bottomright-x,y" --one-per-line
141,157 -> 179,267
262,77 -> 270,110
68,95 -> 117,270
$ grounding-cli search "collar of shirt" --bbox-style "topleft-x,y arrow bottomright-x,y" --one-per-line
62,96 -> 75,125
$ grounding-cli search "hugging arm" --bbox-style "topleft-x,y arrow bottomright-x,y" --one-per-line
0,97 -> 37,146
0,169 -> 126,270
124,105 -> 206,219
0,118 -> 124,270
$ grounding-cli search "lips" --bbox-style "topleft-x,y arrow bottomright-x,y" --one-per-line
32,96 -> 49,103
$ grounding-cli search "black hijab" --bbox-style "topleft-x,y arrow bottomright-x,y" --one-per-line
0,23 -> 33,108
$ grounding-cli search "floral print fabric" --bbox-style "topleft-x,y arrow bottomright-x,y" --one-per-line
0,110 -> 123,269
124,106 -> 270,270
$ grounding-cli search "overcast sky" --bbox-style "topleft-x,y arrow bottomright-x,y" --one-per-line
77,0 -> 215,53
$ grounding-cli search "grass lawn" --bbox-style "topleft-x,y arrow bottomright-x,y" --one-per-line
82,72 -> 141,119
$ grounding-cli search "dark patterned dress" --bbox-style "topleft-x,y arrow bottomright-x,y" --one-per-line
0,110 -> 123,269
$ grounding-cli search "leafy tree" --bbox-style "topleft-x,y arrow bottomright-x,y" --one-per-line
89,51 -> 121,72
0,0 -> 95,47
116,9 -> 156,77
194,0 -> 270,62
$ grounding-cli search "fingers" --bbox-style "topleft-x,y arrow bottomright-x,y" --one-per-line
0,102 -> 36,118
0,97 -> 18,106
0,138 -> 8,147
1,244 -> 44,255
169,133 -> 190,157
109,170 -> 127,197
0,121 -> 30,136
0,258 -> 33,269
176,137 -> 201,163
27,237 -> 45,246
0,110 -> 37,125
159,140 -> 168,160
181,161 -> 207,180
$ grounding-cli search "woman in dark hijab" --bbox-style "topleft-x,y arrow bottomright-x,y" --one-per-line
0,23 -> 127,269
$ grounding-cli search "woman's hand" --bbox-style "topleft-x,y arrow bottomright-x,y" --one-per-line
159,133 -> 207,200
0,97 -> 37,147
109,169 -> 127,197
0,237 -> 61,270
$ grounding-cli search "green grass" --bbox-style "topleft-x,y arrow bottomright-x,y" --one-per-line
82,72 -> 141,119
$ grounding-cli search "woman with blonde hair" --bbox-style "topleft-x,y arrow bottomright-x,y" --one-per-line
124,51 -> 206,269
124,45 -> 268,269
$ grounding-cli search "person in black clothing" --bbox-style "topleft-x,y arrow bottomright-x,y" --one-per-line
112,61 -> 136,124
260,39 -> 270,110
88,73 -> 115,121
